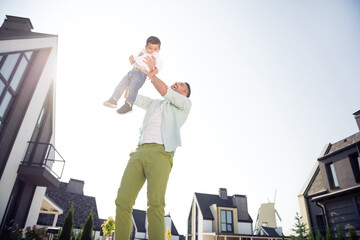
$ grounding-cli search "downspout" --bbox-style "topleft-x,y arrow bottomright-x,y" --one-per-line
315,202 -> 328,228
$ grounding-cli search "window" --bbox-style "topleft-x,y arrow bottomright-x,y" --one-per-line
0,51 -> 33,133
220,210 -> 233,233
350,152 -> 360,183
326,163 -> 339,188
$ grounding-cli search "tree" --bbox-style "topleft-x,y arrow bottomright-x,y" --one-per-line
80,210 -> 93,240
326,226 -> 334,240
291,212 -> 308,240
336,226 -> 345,240
165,228 -> 172,240
101,217 -> 115,239
59,204 -> 74,240
316,230 -> 324,240
308,231 -> 314,240
349,227 -> 358,240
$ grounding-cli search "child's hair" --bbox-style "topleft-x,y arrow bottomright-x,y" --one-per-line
146,36 -> 161,48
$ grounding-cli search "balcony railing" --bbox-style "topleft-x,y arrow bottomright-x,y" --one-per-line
18,141 -> 65,188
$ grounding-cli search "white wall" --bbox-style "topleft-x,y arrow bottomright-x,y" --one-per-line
0,36 -> 57,224
203,220 -> 213,233
237,222 -> 252,235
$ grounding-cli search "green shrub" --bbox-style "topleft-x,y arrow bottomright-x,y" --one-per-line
336,226 -> 345,240
80,210 -> 93,240
308,231 -> 314,240
59,203 -> 74,240
316,230 -> 324,240
326,226 -> 334,240
349,227 -> 358,240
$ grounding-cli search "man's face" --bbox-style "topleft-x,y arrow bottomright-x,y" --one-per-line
145,43 -> 160,54
171,82 -> 189,97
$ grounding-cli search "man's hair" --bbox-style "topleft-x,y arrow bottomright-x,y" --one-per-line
146,36 -> 161,47
185,82 -> 191,98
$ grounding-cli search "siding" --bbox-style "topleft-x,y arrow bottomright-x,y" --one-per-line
325,197 -> 360,230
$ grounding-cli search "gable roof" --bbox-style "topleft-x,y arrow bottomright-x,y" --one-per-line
132,209 -> 179,235
318,132 -> 360,160
37,182 -> 103,231
258,226 -> 282,237
133,209 -> 147,233
195,192 -> 253,222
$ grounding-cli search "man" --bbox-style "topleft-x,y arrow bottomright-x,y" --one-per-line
114,56 -> 192,240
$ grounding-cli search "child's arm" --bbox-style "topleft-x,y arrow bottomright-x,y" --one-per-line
129,55 -> 135,64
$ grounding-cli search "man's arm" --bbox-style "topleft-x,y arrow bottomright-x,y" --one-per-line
150,75 -> 167,96
147,67 -> 159,81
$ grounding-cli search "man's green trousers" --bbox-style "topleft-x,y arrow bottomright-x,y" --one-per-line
115,143 -> 173,240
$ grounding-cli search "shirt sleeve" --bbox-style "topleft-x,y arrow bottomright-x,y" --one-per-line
153,54 -> 163,72
163,88 -> 192,111
134,94 -> 153,110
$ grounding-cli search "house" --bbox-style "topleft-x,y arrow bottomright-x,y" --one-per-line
298,110 -> 360,237
0,15 -> 64,237
126,209 -> 183,240
187,188 -> 254,240
37,179 -> 105,239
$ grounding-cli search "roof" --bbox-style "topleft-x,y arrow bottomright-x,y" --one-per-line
132,209 -> 179,235
298,162 -> 319,196
318,132 -> 360,160
0,15 -> 56,40
133,209 -> 147,233
311,185 -> 360,202
195,192 -> 253,222
37,182 -> 103,231
258,226 -> 282,237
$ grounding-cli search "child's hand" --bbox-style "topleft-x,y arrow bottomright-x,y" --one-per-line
129,55 -> 135,64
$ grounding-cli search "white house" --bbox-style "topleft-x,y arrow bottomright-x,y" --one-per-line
0,15 -> 64,238
187,188 -> 253,240
129,209 -> 182,240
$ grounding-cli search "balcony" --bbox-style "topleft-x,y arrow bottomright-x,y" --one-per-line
17,141 -> 65,188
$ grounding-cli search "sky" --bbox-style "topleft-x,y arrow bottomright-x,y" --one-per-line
1,0 -> 360,236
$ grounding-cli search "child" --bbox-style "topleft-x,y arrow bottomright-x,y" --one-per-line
103,36 -> 163,114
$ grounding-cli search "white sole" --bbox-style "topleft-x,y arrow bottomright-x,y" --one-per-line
103,102 -> 117,108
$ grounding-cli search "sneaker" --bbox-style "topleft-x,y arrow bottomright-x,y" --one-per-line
103,97 -> 117,108
117,102 -> 132,114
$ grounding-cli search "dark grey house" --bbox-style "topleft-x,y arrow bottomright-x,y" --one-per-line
298,111 -> 360,237
37,179 -> 105,239
0,15 -> 64,237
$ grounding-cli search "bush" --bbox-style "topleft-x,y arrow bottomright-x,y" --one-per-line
316,230 -> 324,240
308,231 -> 314,240
59,203 -> 74,240
336,226 -> 345,240
326,226 -> 334,240
23,225 -> 47,240
80,210 -> 93,240
349,227 -> 358,240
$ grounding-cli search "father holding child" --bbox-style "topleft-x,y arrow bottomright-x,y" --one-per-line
114,52 -> 192,240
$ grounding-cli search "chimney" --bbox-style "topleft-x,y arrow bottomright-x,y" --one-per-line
1,15 -> 33,31
354,110 -> 360,131
232,195 -> 250,221
66,178 -> 84,195
219,188 -> 228,200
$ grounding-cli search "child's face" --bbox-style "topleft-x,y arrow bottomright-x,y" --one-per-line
145,43 -> 160,54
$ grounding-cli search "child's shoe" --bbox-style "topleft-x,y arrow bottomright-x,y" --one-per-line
117,101 -> 132,114
103,97 -> 117,108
